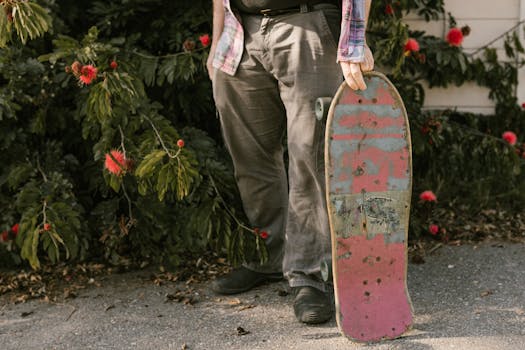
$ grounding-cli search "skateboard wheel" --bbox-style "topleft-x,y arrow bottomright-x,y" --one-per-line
315,97 -> 332,121
320,259 -> 332,282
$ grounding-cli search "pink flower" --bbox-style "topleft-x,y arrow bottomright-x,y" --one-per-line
446,28 -> 464,47
199,34 -> 211,47
110,61 -> 118,69
404,38 -> 420,54
43,223 -> 51,231
419,190 -> 437,202
104,150 -> 127,175
79,65 -> 98,85
71,61 -> 82,75
177,139 -> 185,148
429,224 -> 439,235
502,131 -> 517,145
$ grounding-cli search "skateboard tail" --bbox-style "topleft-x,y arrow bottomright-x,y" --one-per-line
335,234 -> 413,342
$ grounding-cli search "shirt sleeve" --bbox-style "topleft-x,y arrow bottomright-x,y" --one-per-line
337,0 -> 367,62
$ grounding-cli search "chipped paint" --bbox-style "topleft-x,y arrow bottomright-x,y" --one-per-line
325,72 -> 413,342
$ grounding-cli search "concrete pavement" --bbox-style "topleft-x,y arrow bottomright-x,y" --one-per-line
1,242 -> 525,349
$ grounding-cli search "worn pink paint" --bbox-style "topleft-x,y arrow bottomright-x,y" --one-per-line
339,87 -> 397,106
335,145 -> 408,193
327,73 -> 413,342
332,133 -> 404,140
338,111 -> 404,129
336,234 -> 412,341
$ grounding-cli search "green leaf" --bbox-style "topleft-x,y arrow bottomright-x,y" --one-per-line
108,174 -> 122,192
135,149 -> 166,178
0,4 -> 10,48
12,1 -> 52,45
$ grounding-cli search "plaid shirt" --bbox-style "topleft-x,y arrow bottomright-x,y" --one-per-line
212,0 -> 367,76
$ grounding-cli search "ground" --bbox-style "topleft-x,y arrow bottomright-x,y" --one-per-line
1,242 -> 525,349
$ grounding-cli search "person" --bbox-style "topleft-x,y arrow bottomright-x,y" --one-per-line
206,0 -> 374,324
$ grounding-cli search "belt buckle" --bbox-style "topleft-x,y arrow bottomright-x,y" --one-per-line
260,8 -> 272,16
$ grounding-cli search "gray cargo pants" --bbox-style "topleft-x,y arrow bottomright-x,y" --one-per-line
213,4 -> 342,292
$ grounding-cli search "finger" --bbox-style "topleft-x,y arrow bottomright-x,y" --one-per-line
344,71 -> 358,91
206,64 -> 214,81
350,64 -> 367,90
360,60 -> 373,72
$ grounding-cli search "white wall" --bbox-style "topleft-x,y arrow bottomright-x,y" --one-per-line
402,0 -> 522,114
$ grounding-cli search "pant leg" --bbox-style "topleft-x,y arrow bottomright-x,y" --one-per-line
212,14 -> 287,274
265,5 -> 343,291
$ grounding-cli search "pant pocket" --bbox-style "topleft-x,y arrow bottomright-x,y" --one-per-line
316,6 -> 341,51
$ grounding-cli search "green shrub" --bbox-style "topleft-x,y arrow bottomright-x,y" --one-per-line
0,0 -> 524,268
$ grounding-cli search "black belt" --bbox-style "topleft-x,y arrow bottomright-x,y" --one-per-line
256,1 -> 339,17
260,5 -> 309,16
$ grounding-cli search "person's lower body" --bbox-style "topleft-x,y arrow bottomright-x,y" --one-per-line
211,4 -> 342,324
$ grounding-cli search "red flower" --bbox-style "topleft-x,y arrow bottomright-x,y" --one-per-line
502,131 -> 517,145
404,38 -> 420,55
419,190 -> 437,202
429,224 -> 439,235
446,27 -> 463,47
1,231 -> 8,242
110,61 -> 118,69
79,65 -> 98,85
11,223 -> 19,235
199,34 -> 211,47
521,102 -> 525,109
43,223 -> 51,231
385,4 -> 394,15
260,231 -> 269,239
177,139 -> 185,148
104,150 -> 127,175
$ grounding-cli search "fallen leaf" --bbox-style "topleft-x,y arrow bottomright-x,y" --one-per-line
480,290 -> 493,297
237,326 -> 250,336
228,298 -> 242,306
238,304 -> 256,311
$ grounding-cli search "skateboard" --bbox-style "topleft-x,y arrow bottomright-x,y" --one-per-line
316,71 -> 414,342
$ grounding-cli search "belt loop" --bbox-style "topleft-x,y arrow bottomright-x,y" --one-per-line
300,3 -> 309,13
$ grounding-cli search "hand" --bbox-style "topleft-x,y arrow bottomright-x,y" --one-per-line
340,45 -> 374,90
206,45 -> 216,81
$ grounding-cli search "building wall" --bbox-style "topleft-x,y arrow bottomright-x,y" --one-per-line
402,0 -> 522,114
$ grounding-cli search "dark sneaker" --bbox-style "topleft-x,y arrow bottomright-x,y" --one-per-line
293,286 -> 333,324
211,267 -> 283,295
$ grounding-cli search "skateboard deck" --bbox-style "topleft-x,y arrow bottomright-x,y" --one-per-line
322,71 -> 413,342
